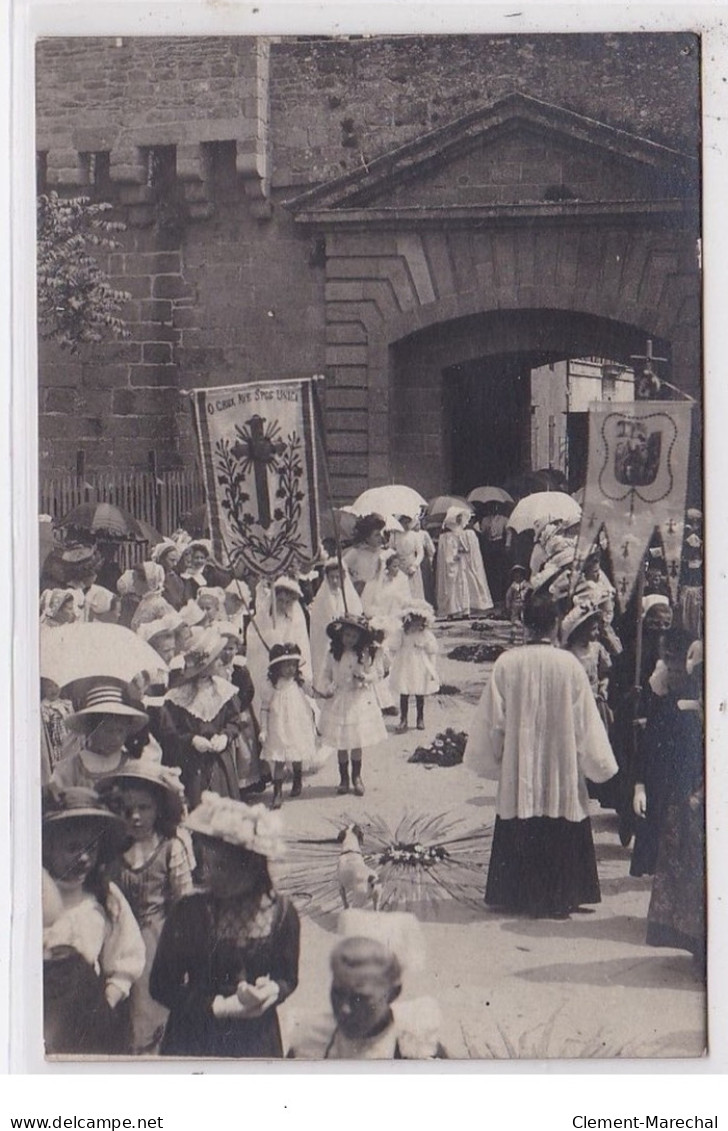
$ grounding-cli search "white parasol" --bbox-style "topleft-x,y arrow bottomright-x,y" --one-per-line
349,485 -> 427,520
466,486 -> 514,506
506,491 -> 582,534
40,622 -> 169,690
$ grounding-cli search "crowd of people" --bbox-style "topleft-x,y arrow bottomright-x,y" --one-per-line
37,495 -> 705,1060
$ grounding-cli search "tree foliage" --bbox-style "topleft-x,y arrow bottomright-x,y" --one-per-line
37,192 -> 131,351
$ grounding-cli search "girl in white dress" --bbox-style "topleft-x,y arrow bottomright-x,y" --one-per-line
390,602 -> 439,732
309,558 -> 362,693
318,616 -> 387,797
246,576 -> 313,707
260,643 -> 318,810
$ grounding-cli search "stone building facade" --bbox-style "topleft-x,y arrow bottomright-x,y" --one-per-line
35,33 -> 701,503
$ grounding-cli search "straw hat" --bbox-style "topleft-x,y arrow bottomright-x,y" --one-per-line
42,786 -> 127,857
179,600 -> 207,627
99,762 -> 186,826
183,793 -> 285,859
268,642 -> 303,669
561,601 -> 601,644
326,613 -> 377,644
175,629 -> 228,683
65,682 -> 149,734
529,548 -> 574,594
136,612 -> 184,643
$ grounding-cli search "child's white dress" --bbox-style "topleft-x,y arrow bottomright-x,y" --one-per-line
318,651 -> 387,749
261,676 -> 318,765
389,628 -> 439,696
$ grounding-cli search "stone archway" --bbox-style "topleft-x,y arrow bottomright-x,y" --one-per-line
388,308 -> 670,497
287,92 -> 700,502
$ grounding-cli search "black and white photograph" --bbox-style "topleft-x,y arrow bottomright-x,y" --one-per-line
28,26 -> 709,1065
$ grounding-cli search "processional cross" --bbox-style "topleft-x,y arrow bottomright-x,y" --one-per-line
630,339 -> 668,399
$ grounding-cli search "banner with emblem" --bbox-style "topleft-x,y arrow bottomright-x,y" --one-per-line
190,378 -> 321,578
572,401 -> 693,611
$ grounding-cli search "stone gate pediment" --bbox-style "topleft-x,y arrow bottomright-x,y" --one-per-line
285,92 -> 696,225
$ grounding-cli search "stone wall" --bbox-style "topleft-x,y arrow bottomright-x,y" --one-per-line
35,34 -> 701,488
270,33 -> 700,187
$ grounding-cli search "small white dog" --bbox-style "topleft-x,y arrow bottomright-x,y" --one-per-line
336,824 -> 382,911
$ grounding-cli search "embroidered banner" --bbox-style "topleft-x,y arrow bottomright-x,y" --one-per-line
191,378 -> 321,578
572,402 -> 693,611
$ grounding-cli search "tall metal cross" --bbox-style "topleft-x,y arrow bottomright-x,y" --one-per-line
630,339 -> 668,399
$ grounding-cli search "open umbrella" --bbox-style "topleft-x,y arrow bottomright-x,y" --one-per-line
466,486 -> 514,506
349,485 -> 427,520
506,491 -> 582,534
40,622 -> 169,690
60,502 -> 162,545
425,495 -> 474,528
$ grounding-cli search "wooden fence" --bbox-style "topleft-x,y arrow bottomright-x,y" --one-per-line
40,468 -> 206,569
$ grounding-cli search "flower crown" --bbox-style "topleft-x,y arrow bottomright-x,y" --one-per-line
184,793 -> 285,859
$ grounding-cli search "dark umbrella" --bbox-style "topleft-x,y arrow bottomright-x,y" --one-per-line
60,502 -> 162,545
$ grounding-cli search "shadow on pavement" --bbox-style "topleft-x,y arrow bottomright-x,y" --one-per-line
514,954 -> 703,991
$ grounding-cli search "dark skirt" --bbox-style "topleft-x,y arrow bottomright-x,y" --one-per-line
485,815 -> 601,915
646,799 -> 705,959
44,948 -> 130,1056
160,1007 -> 284,1059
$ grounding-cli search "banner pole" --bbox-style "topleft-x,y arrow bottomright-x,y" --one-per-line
311,377 -> 350,616
620,548 -> 648,846
183,390 -> 273,656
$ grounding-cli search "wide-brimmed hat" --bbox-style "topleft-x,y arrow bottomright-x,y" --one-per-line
509,563 -> 527,577
137,612 -> 184,644
561,601 -> 601,644
184,793 -> 284,859
178,600 -> 206,628
99,762 -> 185,826
66,682 -> 149,734
42,786 -> 128,857
174,628 -> 228,683
267,642 -> 303,670
530,546 -> 575,594
60,544 -> 102,577
326,613 -> 375,642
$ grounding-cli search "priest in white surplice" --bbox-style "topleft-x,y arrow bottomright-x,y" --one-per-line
464,589 -> 618,919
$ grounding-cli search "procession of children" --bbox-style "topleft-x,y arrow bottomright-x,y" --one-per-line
37,489 -> 705,1060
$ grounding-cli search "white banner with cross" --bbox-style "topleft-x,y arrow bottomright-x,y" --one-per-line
190,378 -> 321,578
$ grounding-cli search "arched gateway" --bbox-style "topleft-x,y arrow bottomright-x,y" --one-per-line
286,93 -> 700,504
